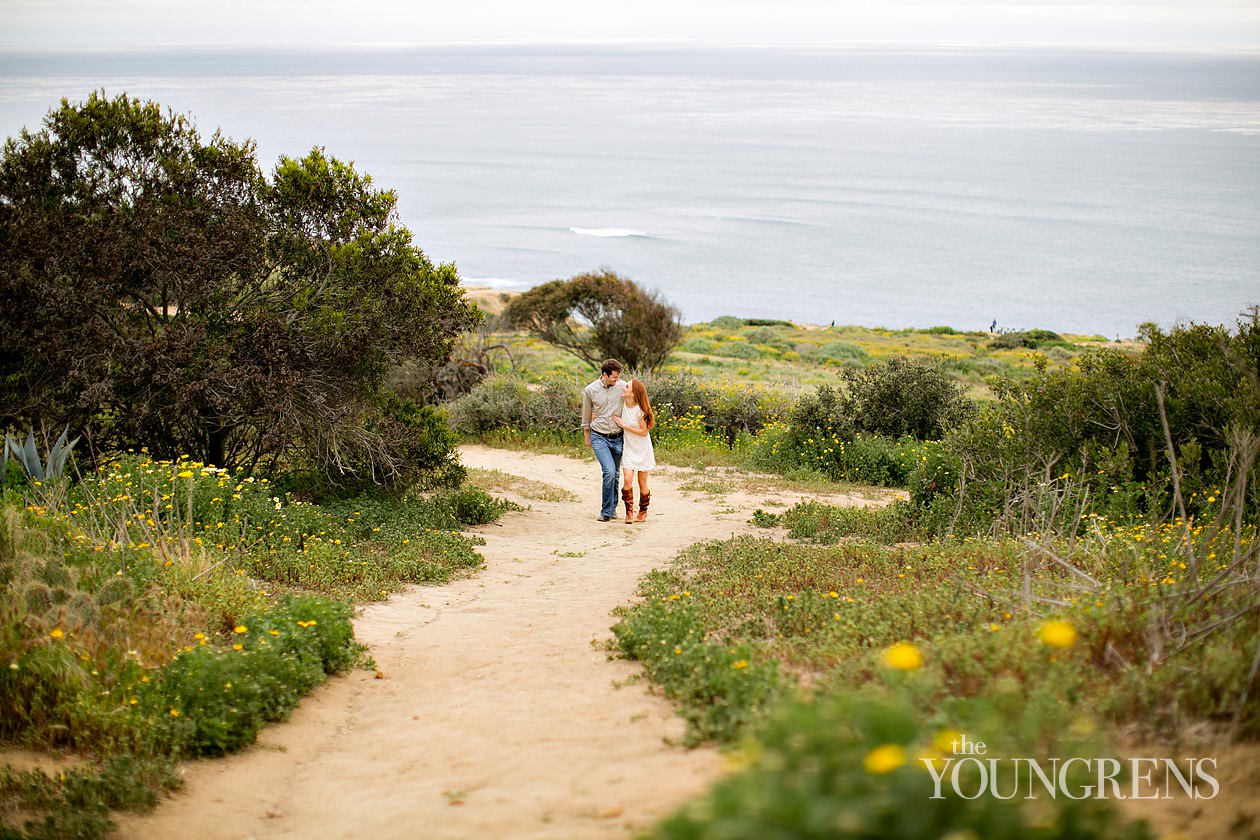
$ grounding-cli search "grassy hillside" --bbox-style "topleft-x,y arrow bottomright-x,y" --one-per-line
463,287 -> 1133,396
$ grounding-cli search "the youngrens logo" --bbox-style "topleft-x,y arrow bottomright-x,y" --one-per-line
921,733 -> 1219,801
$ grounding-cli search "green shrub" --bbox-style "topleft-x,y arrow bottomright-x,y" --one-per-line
944,315 -> 1260,533
843,356 -> 973,440
780,499 -> 924,544
444,374 -> 537,433
370,396 -> 465,490
148,644 -> 317,756
758,365 -> 968,488
750,508 -> 781,528
417,486 -> 522,528
988,329 -> 1066,350
988,331 -> 1035,349
647,693 -> 1151,840
741,328 -> 793,352
611,592 -> 783,745
678,338 -> 716,354
906,441 -> 959,506
320,486 -> 520,536
783,383 -> 855,442
243,595 -> 361,674
814,340 -> 870,365
148,595 -> 358,756
644,370 -> 715,429
753,424 -> 925,488
644,371 -> 791,448
445,373 -> 582,436
0,756 -> 182,840
714,340 -> 761,360
832,435 -> 907,486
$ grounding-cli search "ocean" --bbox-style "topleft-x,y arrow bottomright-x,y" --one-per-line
1,45 -> 1257,336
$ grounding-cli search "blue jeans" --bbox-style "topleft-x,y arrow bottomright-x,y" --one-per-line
590,431 -> 624,518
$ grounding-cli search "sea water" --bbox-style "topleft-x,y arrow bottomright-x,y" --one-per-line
1,45 -> 1257,336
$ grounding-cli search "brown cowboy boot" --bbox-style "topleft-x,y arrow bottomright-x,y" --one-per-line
635,491 -> 650,523
621,486 -> 635,523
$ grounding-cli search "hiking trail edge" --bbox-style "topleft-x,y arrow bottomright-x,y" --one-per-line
116,444 -> 888,840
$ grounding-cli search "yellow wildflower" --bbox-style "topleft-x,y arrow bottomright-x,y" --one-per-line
880,642 -> 924,671
934,729 -> 963,753
864,744 -> 906,775
1038,619 -> 1077,649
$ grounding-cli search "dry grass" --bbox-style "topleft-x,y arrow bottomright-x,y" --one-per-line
464,467 -> 578,503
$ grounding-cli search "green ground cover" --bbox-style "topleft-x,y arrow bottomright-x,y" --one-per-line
476,311 -> 1120,397
612,502 -> 1256,838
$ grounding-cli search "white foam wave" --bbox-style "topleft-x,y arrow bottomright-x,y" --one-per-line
569,227 -> 650,238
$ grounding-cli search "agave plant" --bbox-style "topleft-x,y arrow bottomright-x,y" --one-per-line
3,428 -> 80,483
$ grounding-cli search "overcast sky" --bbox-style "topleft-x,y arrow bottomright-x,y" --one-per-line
2,0 -> 1258,50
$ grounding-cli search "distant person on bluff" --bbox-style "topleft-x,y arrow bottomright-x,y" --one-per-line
581,359 -> 624,521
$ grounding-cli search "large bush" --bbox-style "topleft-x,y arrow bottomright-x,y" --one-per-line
936,315 -> 1260,534
0,93 -> 478,487
642,370 -> 792,448
988,328 -> 1066,350
842,356 -> 974,440
750,371 -> 959,486
445,373 -> 583,435
784,383 -> 854,441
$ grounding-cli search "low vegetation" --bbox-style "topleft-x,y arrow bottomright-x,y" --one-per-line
0,454 -> 515,837
604,313 -> 1257,837
462,303 -> 1118,395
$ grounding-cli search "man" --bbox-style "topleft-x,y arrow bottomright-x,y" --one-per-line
581,359 -> 624,521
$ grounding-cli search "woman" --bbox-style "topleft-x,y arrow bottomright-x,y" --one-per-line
614,378 -> 656,523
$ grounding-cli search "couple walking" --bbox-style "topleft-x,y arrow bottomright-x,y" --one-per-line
581,359 -> 656,523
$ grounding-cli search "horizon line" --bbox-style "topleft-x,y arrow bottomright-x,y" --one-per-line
3,39 -> 1260,56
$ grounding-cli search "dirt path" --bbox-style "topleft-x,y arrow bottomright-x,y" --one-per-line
116,445 -> 887,840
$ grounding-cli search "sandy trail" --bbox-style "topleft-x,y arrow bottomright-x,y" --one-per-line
116,445 -> 886,840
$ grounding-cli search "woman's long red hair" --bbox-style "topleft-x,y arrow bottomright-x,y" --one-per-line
631,379 -> 655,431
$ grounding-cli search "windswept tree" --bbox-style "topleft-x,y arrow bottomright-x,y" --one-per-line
503,269 -> 683,372
0,92 -> 479,485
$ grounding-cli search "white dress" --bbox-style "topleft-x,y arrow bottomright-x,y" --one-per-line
620,404 -> 656,472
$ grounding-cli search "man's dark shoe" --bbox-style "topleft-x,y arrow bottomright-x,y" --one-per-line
598,514 -> 612,522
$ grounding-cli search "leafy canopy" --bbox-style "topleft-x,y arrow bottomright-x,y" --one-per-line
0,92 -> 479,485
503,268 -> 683,372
